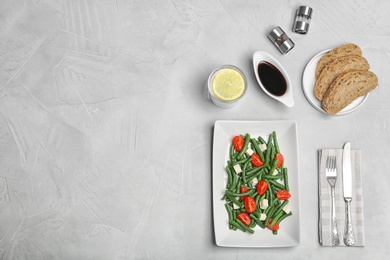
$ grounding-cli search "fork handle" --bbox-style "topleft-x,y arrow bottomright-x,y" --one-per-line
330,186 -> 340,245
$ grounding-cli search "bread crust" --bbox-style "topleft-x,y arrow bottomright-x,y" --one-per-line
322,70 -> 378,114
315,43 -> 362,79
314,55 -> 369,101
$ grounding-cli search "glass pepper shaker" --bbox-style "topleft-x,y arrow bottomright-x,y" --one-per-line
268,26 -> 295,54
293,6 -> 313,34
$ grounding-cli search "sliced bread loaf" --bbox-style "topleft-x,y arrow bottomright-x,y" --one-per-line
315,43 -> 362,79
314,55 -> 369,101
322,70 -> 378,115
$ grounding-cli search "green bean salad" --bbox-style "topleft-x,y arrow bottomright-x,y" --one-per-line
223,131 -> 292,235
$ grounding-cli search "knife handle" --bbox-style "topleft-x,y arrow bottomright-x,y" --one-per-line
344,199 -> 356,246
330,186 -> 340,245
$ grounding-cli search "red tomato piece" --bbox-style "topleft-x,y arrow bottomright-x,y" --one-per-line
276,190 -> 291,200
232,136 -> 245,152
274,153 -> 284,168
240,186 -> 249,200
257,180 -> 268,196
237,212 -> 251,226
244,196 -> 256,213
266,218 -> 279,231
250,154 -> 264,167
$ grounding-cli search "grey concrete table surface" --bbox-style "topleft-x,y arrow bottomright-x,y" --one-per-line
0,0 -> 389,259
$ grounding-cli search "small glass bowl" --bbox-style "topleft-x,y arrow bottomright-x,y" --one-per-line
207,65 -> 247,109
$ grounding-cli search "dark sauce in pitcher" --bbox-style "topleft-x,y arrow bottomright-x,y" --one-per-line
257,61 -> 287,96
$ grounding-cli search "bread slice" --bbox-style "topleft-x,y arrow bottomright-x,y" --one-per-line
314,55 -> 369,101
315,43 -> 362,79
322,70 -> 378,115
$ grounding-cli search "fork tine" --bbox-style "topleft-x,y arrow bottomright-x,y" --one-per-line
332,156 -> 336,170
326,156 -> 331,169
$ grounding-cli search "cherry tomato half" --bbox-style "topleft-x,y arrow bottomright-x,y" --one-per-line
274,153 -> 284,168
237,212 -> 251,226
266,218 -> 279,231
244,196 -> 256,213
257,180 -> 268,196
276,190 -> 291,200
250,154 -> 264,167
232,136 -> 245,152
240,186 -> 249,200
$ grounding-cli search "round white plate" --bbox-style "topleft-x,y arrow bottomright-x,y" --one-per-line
301,50 -> 369,116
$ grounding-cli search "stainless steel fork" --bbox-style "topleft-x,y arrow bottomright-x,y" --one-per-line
326,156 -> 340,245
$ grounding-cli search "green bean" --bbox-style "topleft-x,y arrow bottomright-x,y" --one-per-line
235,219 -> 255,234
272,197 -> 279,205
264,199 -> 274,214
236,133 -> 250,160
225,203 -> 234,229
265,198 -> 278,216
270,200 -> 289,220
283,168 -> 290,191
249,213 -> 265,229
268,180 -> 285,190
235,179 -> 241,193
264,205 -> 271,215
251,138 -> 265,162
229,144 -> 236,161
230,219 -> 246,232
268,181 -> 274,204
246,168 -> 263,184
249,219 -> 257,229
241,159 -> 251,184
245,166 -> 262,176
226,194 -> 244,208
235,157 -> 251,165
230,169 -> 237,190
232,209 -> 238,220
255,194 -> 261,207
272,131 -> 280,154
270,211 -> 284,227
262,174 -> 284,180
265,205 -> 277,224
257,136 -> 266,144
251,211 -> 260,218
266,189 -> 271,207
225,189 -> 255,197
278,212 -> 292,223
264,140 -> 272,165
267,158 -> 278,176
225,166 -> 233,190
250,138 -> 259,149
268,146 -> 275,166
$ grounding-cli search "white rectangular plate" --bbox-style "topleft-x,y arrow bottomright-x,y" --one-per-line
212,120 -> 300,247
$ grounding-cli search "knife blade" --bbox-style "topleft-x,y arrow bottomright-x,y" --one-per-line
342,142 -> 352,199
342,142 -> 356,246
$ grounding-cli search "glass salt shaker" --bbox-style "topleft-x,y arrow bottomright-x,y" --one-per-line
293,6 -> 313,34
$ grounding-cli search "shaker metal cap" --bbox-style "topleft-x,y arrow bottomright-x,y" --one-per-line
294,21 -> 310,34
296,6 -> 313,17
268,26 -> 295,54
293,6 -> 313,34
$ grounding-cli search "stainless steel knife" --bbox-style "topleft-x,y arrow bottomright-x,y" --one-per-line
342,142 -> 356,246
